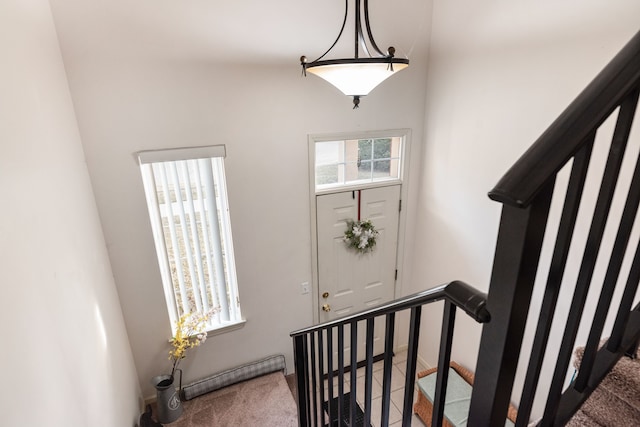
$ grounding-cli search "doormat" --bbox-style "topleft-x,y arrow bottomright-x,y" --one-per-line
323,392 -> 371,427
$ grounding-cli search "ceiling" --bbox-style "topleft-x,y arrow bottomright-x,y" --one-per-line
48,0 -> 432,65
48,0 -> 640,69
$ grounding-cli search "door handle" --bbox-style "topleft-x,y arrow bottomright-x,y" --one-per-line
322,304 -> 331,312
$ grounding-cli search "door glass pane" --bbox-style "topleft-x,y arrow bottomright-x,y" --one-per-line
316,164 -> 339,186
345,140 -> 360,163
316,140 -> 343,164
373,160 -> 391,178
358,139 -> 373,161
315,135 -> 403,189
373,138 -> 391,160
358,160 -> 372,179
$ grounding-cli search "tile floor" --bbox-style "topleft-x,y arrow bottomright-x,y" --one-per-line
320,349 -> 427,427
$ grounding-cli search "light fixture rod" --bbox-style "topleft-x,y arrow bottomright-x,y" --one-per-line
355,0 -> 362,58
313,0 -> 349,63
363,0 -> 385,56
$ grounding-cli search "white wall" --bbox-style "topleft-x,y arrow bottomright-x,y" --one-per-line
61,39 -> 430,396
413,0 -> 640,420
0,1 -> 141,426
7,0 -> 636,420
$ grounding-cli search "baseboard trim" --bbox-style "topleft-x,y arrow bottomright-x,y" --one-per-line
393,344 -> 432,372
181,354 -> 286,401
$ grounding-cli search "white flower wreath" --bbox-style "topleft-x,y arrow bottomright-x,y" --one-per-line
343,219 -> 379,253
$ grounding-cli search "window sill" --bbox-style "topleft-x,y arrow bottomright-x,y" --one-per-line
315,179 -> 403,195
206,318 -> 246,337
168,319 -> 246,342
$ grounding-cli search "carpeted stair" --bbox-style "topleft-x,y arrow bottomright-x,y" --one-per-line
567,346 -> 640,426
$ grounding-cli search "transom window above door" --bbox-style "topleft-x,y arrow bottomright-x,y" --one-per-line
314,135 -> 404,190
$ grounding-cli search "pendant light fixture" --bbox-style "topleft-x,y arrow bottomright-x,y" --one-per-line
300,0 -> 409,108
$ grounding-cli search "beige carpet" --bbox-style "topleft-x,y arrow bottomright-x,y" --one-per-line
161,371 -> 298,427
567,346 -> 640,426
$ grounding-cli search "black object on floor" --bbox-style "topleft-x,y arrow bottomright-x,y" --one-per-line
323,392 -> 371,427
139,404 -> 163,427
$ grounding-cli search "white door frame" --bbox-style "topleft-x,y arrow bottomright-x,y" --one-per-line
308,128 -> 412,324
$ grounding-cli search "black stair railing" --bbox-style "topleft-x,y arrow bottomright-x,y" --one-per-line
290,280 -> 489,427
469,29 -> 640,426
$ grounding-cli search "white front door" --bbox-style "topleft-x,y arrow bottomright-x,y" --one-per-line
316,185 -> 401,360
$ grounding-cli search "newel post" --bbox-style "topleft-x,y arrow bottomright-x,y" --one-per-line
468,183 -> 553,426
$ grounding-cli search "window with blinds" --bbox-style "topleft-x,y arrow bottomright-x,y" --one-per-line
138,145 -> 242,335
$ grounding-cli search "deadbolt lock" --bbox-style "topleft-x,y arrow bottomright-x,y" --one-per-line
322,292 -> 330,299
322,304 -> 331,312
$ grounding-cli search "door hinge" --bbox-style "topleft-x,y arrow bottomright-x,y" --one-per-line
395,269 -> 398,280
399,199 -> 402,212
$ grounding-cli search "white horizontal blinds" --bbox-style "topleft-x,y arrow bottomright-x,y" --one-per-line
139,146 -> 240,332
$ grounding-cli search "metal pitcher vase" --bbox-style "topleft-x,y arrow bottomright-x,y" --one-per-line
151,374 -> 183,423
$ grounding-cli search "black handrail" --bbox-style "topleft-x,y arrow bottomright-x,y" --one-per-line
489,29 -> 640,208
291,280 -> 489,427
290,280 -> 489,337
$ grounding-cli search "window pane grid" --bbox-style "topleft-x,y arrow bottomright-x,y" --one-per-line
315,137 -> 402,189
141,151 -> 241,335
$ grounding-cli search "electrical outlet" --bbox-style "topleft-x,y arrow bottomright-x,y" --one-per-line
301,281 -> 310,295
